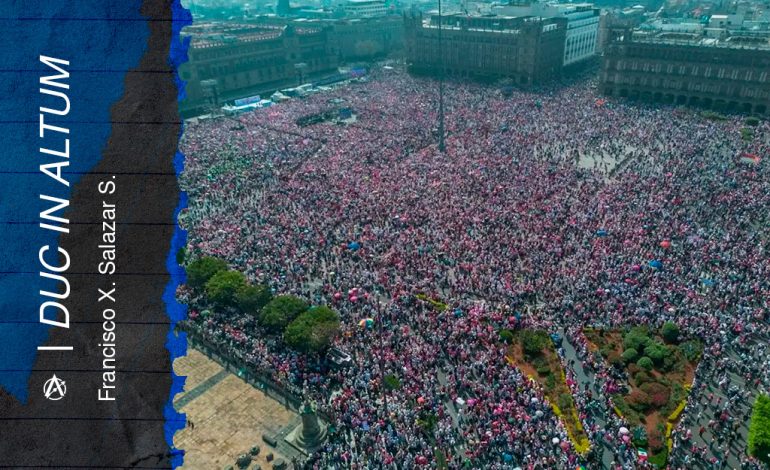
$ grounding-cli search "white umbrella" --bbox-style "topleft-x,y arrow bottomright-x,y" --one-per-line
551,437 -> 560,445
619,427 -> 629,435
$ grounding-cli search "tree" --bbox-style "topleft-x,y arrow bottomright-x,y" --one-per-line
260,295 -> 309,331
205,270 -> 247,306
661,321 -> 680,344
623,327 -> 651,351
637,356 -> 654,371
284,306 -> 340,353
748,394 -> 770,465
621,348 -> 639,363
520,330 -> 550,356
235,284 -> 272,316
644,342 -> 668,365
186,256 -> 228,289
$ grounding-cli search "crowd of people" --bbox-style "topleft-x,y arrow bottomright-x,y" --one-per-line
178,66 -> 770,469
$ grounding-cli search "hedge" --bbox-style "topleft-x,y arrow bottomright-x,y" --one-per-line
748,394 -> 770,465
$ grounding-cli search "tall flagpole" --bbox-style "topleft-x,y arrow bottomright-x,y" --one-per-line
437,0 -> 446,153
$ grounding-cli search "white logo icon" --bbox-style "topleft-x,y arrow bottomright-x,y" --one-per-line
43,374 -> 66,400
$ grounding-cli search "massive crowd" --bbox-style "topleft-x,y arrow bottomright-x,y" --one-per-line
178,67 -> 770,469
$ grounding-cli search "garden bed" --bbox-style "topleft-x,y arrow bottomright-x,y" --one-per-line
583,325 -> 702,466
505,330 -> 591,455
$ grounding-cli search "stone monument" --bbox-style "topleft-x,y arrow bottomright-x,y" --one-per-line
284,399 -> 328,454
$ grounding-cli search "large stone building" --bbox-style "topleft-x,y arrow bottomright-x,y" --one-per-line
600,30 -> 770,114
180,22 -> 339,115
492,2 -> 601,66
404,13 -> 568,85
180,17 -> 404,114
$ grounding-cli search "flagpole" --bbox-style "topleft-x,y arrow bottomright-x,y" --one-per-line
437,0 -> 445,153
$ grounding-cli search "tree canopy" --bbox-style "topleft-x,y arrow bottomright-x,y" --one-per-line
284,306 -> 340,353
187,256 -> 228,289
260,295 -> 310,330
661,321 -> 680,344
749,394 -> 770,465
205,270 -> 247,306
235,284 -> 272,316
520,330 -> 550,356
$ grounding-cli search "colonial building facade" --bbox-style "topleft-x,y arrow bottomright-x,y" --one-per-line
180,23 -> 339,115
404,13 -> 567,85
601,32 -> 770,115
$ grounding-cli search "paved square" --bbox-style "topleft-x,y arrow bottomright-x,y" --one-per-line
174,349 -> 297,469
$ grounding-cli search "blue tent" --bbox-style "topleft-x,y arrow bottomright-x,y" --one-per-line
649,260 -> 663,269
454,308 -> 464,318
701,278 -> 715,287
596,229 -> 608,237
348,242 -> 361,251
550,333 -> 562,345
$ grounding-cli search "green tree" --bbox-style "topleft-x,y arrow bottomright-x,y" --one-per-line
260,295 -> 309,330
235,284 -> 272,316
661,321 -> 680,344
637,356 -> 654,371
623,327 -> 651,351
284,306 -> 340,353
187,256 -> 228,289
520,330 -> 550,356
205,270 -> 248,306
644,342 -> 668,365
748,394 -> 770,465
621,348 -> 639,363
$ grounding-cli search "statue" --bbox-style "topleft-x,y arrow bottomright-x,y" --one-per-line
285,398 -> 327,453
299,400 -> 322,446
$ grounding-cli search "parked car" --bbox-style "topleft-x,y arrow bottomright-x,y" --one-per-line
327,347 -> 352,368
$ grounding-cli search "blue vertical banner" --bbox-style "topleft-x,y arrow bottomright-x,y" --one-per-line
0,0 -> 189,467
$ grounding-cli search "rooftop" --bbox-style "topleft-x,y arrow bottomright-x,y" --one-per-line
186,23 -> 324,49
627,31 -> 770,50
